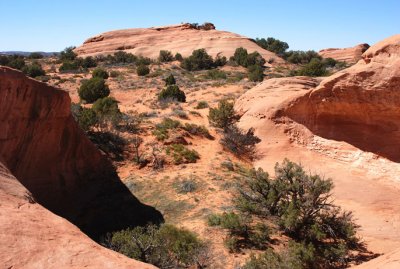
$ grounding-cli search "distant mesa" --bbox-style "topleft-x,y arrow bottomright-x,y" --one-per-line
74,22 -> 285,65
319,43 -> 370,63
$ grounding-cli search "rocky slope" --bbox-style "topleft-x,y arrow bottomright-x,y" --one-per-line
74,23 -> 285,65
236,34 -> 400,267
0,66 -> 163,267
319,43 -> 370,63
0,161 -> 156,269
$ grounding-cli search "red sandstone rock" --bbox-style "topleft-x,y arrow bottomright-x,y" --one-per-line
319,43 -> 370,63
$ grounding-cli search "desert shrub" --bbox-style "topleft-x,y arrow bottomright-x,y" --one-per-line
136,56 -> 152,66
159,85 -> 186,102
214,55 -> 227,66
22,63 -> 45,78
255,37 -> 289,56
109,70 -> 120,78
166,144 -> 200,164
137,65 -> 150,76
173,178 -> 198,193
153,118 -> 181,141
181,49 -> 214,71
159,50 -> 174,62
233,47 -> 249,67
183,123 -> 211,138
78,77 -> 110,103
91,67 -> 109,79
71,103 -> 98,131
233,48 -> 266,68
220,125 -> 261,159
59,60 -> 80,72
92,97 -> 122,129
5,55 -> 26,70
208,99 -> 236,129
172,109 -> 188,119
293,58 -> 327,77
206,69 -> 227,80
247,64 -> 264,82
322,57 -> 337,68
59,46 -> 77,61
195,101 -> 208,109
284,50 -> 321,64
164,74 -> 176,85
235,159 -> 361,268
174,52 -> 183,61
28,52 -> 44,59
105,224 -> 209,269
81,56 -> 97,68
110,51 -> 137,64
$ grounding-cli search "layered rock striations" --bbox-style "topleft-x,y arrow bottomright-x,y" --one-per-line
319,43 -> 370,63
74,23 -> 285,65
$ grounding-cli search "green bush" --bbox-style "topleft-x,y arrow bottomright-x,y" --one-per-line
284,50 -> 321,64
59,46 -> 77,61
92,97 -> 122,128
153,118 -> 181,141
206,69 -> 227,80
174,52 -> 183,61
28,52 -> 44,59
137,65 -> 150,76
92,67 -> 109,79
59,60 -> 80,72
182,123 -> 211,138
110,51 -> 137,64
214,55 -> 227,66
78,77 -> 110,103
233,48 -> 266,68
208,99 -> 236,129
105,224 -> 209,268
81,56 -> 97,68
109,70 -> 120,78
166,144 -> 200,164
164,74 -> 176,86
71,103 -> 98,131
220,125 -> 261,159
159,50 -> 174,62
247,64 -> 264,82
5,56 -> 26,70
255,37 -> 289,56
158,85 -> 186,102
235,159 -> 361,267
181,49 -> 214,71
22,63 -> 45,78
195,101 -> 208,109
294,58 -> 327,77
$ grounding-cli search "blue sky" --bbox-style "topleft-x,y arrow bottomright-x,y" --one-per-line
0,0 -> 398,52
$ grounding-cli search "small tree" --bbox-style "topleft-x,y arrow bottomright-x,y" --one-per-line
81,56 -> 97,68
59,46 -> 77,61
164,74 -> 176,86
92,67 -> 109,79
247,65 -> 264,82
174,52 -> 183,61
159,50 -> 174,62
208,99 -> 236,129
294,58 -> 327,77
22,63 -> 45,78
181,49 -> 214,71
78,77 -> 110,103
158,85 -> 186,102
131,135 -> 144,164
220,125 -> 261,159
233,47 -> 249,67
137,65 -> 150,76
28,52 -> 44,59
255,37 -> 289,56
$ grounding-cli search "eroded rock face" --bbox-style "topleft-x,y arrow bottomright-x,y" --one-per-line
74,23 -> 285,65
0,67 -> 162,238
319,43 -> 370,63
0,161 -> 156,269
282,35 -> 400,161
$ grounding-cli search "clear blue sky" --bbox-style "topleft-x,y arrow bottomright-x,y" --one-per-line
0,0 -> 398,52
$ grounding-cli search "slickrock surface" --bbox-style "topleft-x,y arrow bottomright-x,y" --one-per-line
236,35 -> 400,268
0,161 -> 156,269
319,43 -> 370,63
74,23 -> 285,65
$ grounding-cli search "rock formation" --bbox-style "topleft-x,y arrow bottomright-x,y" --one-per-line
236,34 -> 400,267
74,23 -> 285,65
319,43 -> 370,63
0,66 -> 163,267
0,161 -> 156,269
